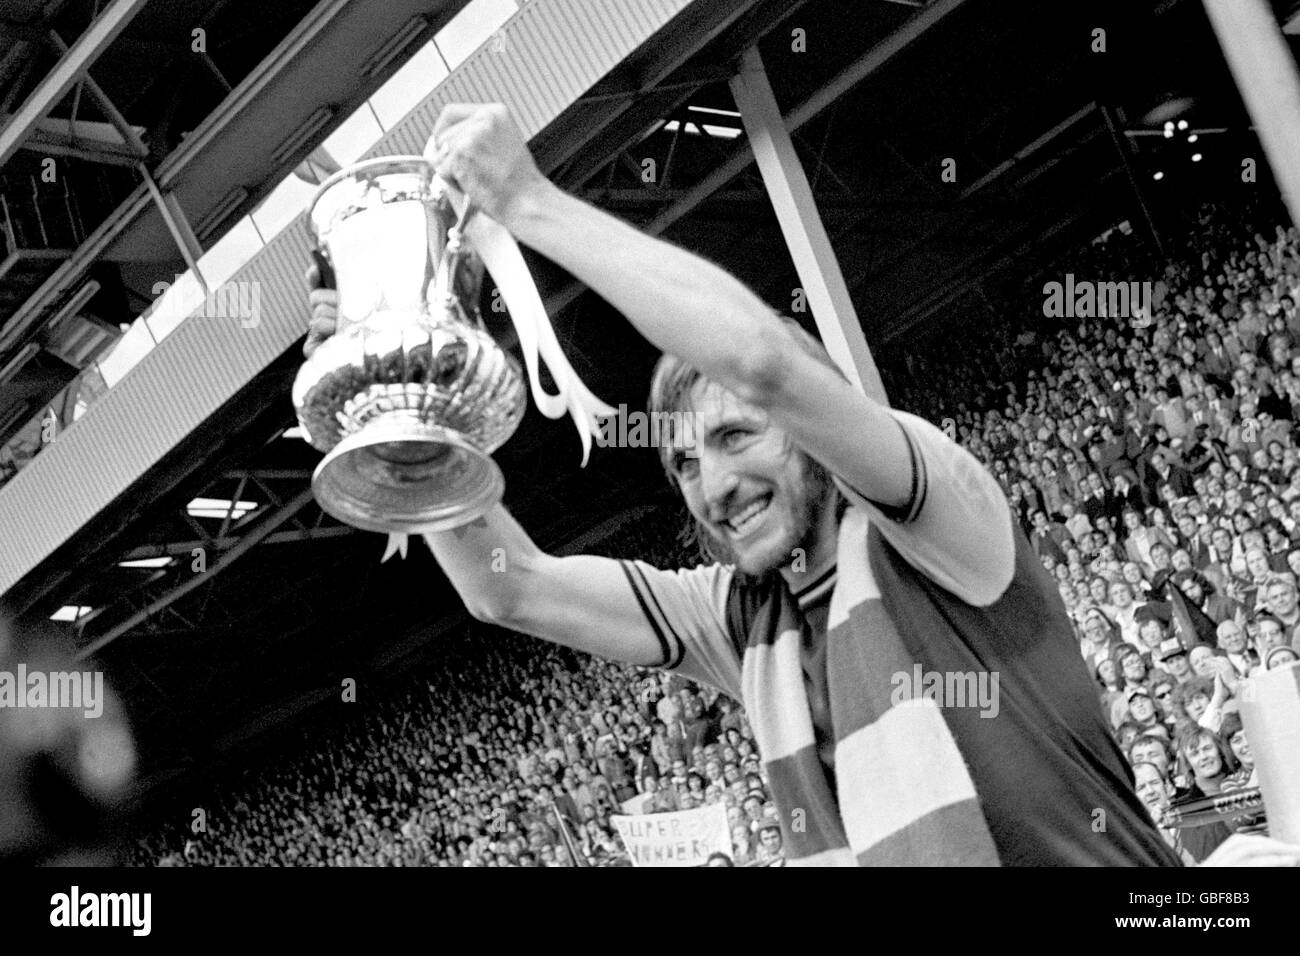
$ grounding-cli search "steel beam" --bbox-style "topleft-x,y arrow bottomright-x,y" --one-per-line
139,163 -> 208,293
959,102 -> 1096,199
76,487 -> 316,660
45,29 -> 148,158
530,0 -> 764,174
551,0 -> 811,188
0,0 -> 151,168
836,117 -> 1109,316
544,0 -> 970,319
20,125 -> 141,166
730,45 -> 886,404
1100,103 -> 1165,256
116,524 -> 356,562
220,469 -> 314,480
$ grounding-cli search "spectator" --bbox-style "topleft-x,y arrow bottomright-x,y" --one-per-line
1133,761 -> 1232,864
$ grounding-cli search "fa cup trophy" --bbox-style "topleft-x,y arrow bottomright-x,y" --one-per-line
292,156 -> 611,538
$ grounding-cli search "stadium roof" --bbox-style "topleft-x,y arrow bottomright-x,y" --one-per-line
0,0 -> 1293,799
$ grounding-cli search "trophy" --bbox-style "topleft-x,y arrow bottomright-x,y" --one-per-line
292,156 -> 611,537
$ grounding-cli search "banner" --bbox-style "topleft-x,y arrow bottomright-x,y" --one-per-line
1239,661 -> 1300,844
619,792 -> 653,815
611,803 -> 731,867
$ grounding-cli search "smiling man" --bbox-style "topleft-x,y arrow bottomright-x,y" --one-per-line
302,104 -> 1291,867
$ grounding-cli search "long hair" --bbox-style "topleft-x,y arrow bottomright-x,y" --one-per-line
1175,725 -> 1239,783
646,316 -> 850,566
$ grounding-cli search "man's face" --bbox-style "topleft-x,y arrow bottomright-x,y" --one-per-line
1218,623 -> 1246,654
1229,729 -> 1252,767
1185,737 -> 1223,780
1134,763 -> 1172,816
1129,694 -> 1155,722
1267,582 -> 1298,618
759,828 -> 782,853
1165,654 -> 1190,679
1259,620 -> 1286,650
1131,740 -> 1168,774
1121,654 -> 1145,682
672,382 -> 834,576
1246,549 -> 1270,579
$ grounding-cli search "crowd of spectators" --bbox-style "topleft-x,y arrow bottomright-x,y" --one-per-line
134,199 -> 1300,867
882,199 -> 1298,861
131,518 -> 786,867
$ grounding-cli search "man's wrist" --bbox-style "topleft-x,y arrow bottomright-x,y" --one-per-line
500,176 -> 560,240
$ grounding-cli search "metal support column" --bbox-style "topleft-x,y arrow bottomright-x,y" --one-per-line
729,46 -> 887,405
138,162 -> 209,295
1203,0 -> 1300,227
0,0 -> 151,167
1100,103 -> 1165,256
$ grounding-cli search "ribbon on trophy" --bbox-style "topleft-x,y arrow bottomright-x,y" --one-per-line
381,180 -> 615,563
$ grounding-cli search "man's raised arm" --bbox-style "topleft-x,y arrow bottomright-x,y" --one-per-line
428,103 -> 917,515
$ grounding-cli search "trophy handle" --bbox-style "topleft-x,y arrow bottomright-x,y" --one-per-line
436,199 -> 484,329
311,248 -> 336,290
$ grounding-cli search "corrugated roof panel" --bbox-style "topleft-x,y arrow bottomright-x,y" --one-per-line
0,0 -> 695,597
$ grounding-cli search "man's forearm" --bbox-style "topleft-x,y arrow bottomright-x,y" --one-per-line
507,182 -> 789,407
422,504 -> 541,623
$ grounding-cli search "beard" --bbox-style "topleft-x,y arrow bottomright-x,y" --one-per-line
690,452 -> 837,576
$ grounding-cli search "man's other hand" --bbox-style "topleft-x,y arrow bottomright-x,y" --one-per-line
304,261 -> 338,359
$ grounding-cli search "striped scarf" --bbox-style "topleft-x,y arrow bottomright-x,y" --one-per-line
734,507 -> 1001,866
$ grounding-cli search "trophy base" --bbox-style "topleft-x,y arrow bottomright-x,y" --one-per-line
312,416 -> 504,534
